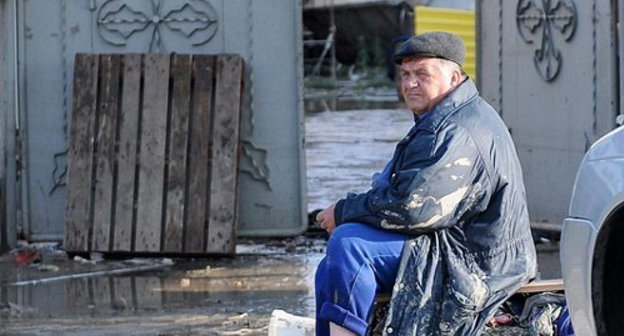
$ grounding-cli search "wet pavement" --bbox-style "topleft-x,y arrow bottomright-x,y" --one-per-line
0,92 -> 561,335
0,239 -> 325,335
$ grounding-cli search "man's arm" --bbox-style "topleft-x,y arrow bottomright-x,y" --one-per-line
335,126 -> 491,236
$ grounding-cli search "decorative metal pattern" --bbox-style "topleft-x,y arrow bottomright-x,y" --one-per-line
241,141 -> 271,190
50,0 -> 69,196
96,0 -> 218,51
239,1 -> 271,190
246,0 -> 255,136
516,0 -> 577,81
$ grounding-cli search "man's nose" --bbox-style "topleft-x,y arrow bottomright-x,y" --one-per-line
407,77 -> 419,87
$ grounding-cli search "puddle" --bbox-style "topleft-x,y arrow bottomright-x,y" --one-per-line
305,107 -> 414,213
0,240 -> 325,335
304,95 -> 403,114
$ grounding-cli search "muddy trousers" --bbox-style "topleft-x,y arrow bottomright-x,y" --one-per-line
315,223 -> 407,336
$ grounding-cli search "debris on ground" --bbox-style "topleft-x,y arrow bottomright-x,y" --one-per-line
268,310 -> 315,336
0,302 -> 38,319
483,292 -> 569,336
36,264 -> 60,272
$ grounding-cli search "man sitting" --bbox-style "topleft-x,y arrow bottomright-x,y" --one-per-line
314,32 -> 537,336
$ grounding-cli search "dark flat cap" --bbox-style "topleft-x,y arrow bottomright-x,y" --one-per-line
394,31 -> 466,66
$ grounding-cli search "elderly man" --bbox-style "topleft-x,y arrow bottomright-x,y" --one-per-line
314,32 -> 537,336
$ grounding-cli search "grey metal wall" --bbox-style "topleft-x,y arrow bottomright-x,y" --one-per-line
3,0 -> 306,241
0,0 -> 18,250
477,0 -> 618,225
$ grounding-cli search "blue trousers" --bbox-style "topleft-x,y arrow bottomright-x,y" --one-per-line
315,223 -> 407,336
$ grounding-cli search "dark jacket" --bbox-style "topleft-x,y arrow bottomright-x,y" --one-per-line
334,79 -> 537,335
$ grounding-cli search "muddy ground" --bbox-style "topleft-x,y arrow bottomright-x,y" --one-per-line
0,88 -> 563,335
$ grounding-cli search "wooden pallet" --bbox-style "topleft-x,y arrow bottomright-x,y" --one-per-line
64,53 -> 244,255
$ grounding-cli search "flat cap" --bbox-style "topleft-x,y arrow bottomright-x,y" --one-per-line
393,31 -> 466,66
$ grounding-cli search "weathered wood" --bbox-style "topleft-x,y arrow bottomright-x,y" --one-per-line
206,55 -> 244,254
66,53 -> 243,255
92,55 -> 121,252
163,55 -> 192,252
516,278 -> 564,293
65,54 -> 99,251
185,56 -> 215,253
135,54 -> 170,252
113,54 -> 141,252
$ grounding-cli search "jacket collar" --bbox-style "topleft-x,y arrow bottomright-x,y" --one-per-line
414,78 -> 479,132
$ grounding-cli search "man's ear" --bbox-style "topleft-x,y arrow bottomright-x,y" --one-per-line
450,69 -> 461,86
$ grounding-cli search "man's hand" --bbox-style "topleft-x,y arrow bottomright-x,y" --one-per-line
316,203 -> 337,234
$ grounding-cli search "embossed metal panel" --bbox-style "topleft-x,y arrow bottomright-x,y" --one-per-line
0,0 -> 18,250
477,0 -> 617,226
16,0 -> 305,240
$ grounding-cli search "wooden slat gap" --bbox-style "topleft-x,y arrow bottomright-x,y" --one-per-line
159,57 -> 175,252
181,55 -> 196,252
108,55 -> 123,251
87,55 -> 104,251
130,54 -> 145,252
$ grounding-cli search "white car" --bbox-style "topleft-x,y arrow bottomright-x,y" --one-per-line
561,125 -> 624,336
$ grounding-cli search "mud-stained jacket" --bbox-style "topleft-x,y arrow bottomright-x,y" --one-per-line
334,79 -> 537,336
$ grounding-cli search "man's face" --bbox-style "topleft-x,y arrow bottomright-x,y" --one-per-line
399,57 -> 455,116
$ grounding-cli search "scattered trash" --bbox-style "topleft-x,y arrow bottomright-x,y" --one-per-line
180,278 -> 191,287
36,264 -> 60,272
524,303 -> 563,336
0,302 -> 37,318
187,265 -> 222,277
268,310 -> 315,336
10,242 -> 69,266
124,257 -> 173,266
483,291 -> 570,336
490,311 -> 515,327
73,255 -> 97,265
518,292 -> 566,323
13,249 -> 40,266
90,252 -> 104,263
123,258 -> 154,266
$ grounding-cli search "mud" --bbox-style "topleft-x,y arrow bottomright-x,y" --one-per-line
0,240 -> 325,336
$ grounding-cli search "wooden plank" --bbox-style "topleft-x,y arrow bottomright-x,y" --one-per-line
92,55 -> 121,252
516,278 -> 564,293
163,55 -> 192,252
113,54 -> 141,252
65,54 -> 99,252
185,55 -> 215,253
206,55 -> 244,254
135,54 -> 170,252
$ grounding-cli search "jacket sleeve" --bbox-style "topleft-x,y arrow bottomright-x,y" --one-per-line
334,125 -> 491,236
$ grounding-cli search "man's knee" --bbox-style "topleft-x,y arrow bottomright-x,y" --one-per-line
326,224 -> 363,260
